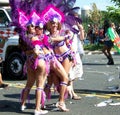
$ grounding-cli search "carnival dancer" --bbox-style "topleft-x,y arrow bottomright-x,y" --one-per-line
9,0 -> 81,113
19,19 -> 48,115
35,21 -> 69,112
102,21 -> 114,65
45,16 -> 76,101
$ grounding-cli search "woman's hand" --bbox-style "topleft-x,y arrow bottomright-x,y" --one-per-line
77,22 -> 84,31
33,45 -> 44,57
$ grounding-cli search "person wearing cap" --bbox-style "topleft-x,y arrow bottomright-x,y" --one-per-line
64,29 -> 82,100
19,19 -> 48,115
65,13 -> 84,100
73,13 -> 85,59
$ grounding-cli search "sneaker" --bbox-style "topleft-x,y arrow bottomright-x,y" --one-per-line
21,105 -> 26,111
0,84 -> 8,89
34,110 -> 48,115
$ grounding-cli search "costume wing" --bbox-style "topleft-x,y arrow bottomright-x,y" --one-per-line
107,28 -> 120,53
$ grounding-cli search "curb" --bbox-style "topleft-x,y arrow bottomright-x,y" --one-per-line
85,50 -> 102,55
85,50 -> 119,55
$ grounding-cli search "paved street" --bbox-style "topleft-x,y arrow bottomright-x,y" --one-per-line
0,53 -> 120,115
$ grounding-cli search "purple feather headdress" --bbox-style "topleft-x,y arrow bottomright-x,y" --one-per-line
18,11 -> 41,29
9,0 -> 81,49
36,20 -> 45,29
42,5 -> 65,23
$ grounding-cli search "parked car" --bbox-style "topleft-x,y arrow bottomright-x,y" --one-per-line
0,6 -> 26,79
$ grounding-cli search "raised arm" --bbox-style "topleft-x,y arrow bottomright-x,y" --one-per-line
77,22 -> 85,40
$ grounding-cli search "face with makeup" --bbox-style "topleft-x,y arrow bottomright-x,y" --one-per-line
46,17 -> 62,34
27,24 -> 36,34
35,26 -> 43,35
50,21 -> 59,33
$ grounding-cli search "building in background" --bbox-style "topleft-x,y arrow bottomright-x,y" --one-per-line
81,5 -> 91,19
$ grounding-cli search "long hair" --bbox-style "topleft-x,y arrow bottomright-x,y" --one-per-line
103,20 -> 110,37
45,20 -> 62,32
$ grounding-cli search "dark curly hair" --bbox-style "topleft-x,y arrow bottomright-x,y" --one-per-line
103,20 -> 110,37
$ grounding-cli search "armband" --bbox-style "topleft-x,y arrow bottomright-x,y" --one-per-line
67,44 -> 71,48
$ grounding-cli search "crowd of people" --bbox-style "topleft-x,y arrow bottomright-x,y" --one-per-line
87,24 -> 104,44
86,20 -> 120,65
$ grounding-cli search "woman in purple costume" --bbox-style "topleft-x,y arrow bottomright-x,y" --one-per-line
20,21 -> 48,115
35,21 -> 70,112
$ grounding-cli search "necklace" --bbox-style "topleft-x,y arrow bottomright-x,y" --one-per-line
27,33 -> 35,40
50,34 -> 57,38
50,30 -> 59,38
38,34 -> 44,41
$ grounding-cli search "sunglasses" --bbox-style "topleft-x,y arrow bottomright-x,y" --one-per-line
35,26 -> 43,30
30,24 -> 35,27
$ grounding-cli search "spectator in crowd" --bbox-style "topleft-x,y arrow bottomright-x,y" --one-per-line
87,24 -> 93,44
0,58 -> 8,88
66,13 -> 84,100
0,72 -> 8,88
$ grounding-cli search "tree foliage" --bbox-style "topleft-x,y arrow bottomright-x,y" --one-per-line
82,2 -> 120,34
108,6 -> 120,23
111,0 -> 120,7
88,3 -> 102,25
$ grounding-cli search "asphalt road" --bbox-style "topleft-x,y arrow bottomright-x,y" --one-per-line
0,53 -> 120,115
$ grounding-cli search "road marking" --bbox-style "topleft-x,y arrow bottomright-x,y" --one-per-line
80,93 -> 120,99
81,94 -> 111,98
84,70 -> 114,75
6,82 -> 120,99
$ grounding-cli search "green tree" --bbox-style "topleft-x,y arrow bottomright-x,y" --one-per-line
111,0 -> 120,7
106,6 -> 120,23
88,3 -> 102,25
81,3 -> 102,35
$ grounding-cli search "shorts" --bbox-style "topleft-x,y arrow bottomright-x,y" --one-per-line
104,40 -> 114,47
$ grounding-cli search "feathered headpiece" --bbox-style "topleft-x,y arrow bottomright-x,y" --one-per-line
36,20 -> 45,29
9,0 -> 82,49
41,5 -> 65,23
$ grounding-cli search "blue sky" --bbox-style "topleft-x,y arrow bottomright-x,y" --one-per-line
74,0 -> 116,11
